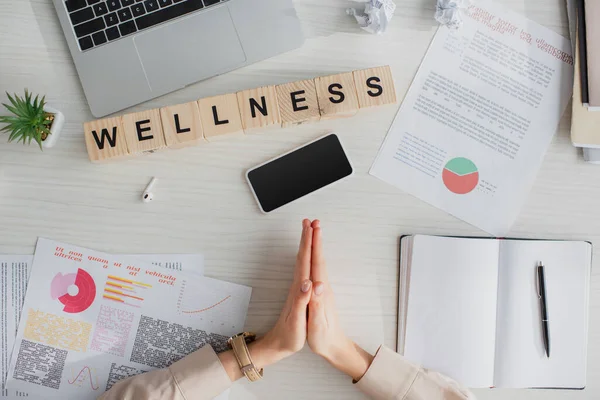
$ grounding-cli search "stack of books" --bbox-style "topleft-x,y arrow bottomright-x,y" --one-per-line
570,0 -> 600,162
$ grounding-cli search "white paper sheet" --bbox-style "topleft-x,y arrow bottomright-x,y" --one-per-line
1,255 -> 31,399
370,1 -> 574,235
494,240 -> 591,388
403,236 -> 500,387
3,241 -> 249,399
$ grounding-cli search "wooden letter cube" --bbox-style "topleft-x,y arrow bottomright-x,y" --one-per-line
122,109 -> 167,155
275,79 -> 321,127
84,117 -> 130,162
160,101 -> 205,149
314,72 -> 360,120
353,66 -> 397,108
197,93 -> 244,142
236,86 -> 281,134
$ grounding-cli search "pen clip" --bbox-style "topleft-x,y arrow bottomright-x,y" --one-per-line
536,265 -> 542,300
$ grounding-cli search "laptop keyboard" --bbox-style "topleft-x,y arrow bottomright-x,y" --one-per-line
65,0 -> 228,52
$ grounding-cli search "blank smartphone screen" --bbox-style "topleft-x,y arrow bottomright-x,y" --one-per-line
247,134 -> 353,213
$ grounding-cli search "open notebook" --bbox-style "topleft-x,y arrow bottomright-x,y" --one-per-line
398,235 -> 591,389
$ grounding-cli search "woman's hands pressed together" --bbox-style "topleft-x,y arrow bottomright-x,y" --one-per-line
253,219 -> 375,382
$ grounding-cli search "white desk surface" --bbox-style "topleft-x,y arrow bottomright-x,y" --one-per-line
0,0 -> 597,399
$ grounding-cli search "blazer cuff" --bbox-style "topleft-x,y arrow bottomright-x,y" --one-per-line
169,345 -> 232,399
355,345 -> 419,399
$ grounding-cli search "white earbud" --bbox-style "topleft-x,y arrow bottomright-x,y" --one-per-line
142,177 -> 157,203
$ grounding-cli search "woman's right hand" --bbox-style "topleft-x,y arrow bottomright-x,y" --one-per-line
306,220 -> 375,382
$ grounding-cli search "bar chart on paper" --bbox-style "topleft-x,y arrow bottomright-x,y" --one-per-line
102,275 -> 152,308
442,157 -> 479,195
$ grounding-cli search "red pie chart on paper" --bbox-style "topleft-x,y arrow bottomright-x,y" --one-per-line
51,269 -> 97,313
442,157 -> 479,195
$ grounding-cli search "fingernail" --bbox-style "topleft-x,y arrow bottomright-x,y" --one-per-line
314,282 -> 324,296
301,280 -> 312,293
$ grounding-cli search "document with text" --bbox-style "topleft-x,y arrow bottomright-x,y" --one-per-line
370,1 -> 573,235
1,253 -> 209,400
3,242 -> 247,399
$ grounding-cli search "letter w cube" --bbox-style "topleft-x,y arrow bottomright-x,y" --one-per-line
83,117 -> 130,162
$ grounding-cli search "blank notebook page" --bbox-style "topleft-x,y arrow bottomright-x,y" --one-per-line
403,236 -> 500,388
494,240 -> 591,388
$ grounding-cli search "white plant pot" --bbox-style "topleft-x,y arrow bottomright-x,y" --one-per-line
42,105 -> 64,149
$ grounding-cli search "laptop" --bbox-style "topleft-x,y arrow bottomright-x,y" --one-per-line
52,0 -> 305,117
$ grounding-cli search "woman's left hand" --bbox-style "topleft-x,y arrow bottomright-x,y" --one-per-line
251,219 -> 314,366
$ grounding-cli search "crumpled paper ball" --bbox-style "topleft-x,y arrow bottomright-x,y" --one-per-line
347,0 -> 397,35
435,0 -> 471,29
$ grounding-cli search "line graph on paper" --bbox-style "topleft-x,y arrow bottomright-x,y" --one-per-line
181,295 -> 231,314
176,280 -> 233,316
173,277 -> 251,333
68,366 -> 99,390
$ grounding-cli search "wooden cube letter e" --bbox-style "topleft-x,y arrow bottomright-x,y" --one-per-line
84,117 -> 130,162
160,101 -> 205,148
122,109 -> 167,154
197,93 -> 244,142
276,79 -> 321,127
237,86 -> 281,134
315,72 -> 360,120
353,65 -> 397,108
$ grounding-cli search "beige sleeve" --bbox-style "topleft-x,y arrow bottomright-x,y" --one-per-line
97,345 -> 232,400
355,346 -> 475,400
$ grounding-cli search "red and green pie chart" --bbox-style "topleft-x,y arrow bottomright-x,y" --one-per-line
442,157 -> 479,194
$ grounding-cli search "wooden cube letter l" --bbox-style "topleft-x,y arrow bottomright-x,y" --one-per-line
197,93 -> 244,142
160,101 -> 205,149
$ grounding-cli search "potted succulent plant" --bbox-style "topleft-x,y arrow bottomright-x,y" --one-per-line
0,90 -> 65,149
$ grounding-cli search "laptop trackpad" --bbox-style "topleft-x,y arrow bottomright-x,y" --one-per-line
134,6 -> 246,93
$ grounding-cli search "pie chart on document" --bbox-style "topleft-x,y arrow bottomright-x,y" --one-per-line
51,268 -> 97,313
442,157 -> 479,195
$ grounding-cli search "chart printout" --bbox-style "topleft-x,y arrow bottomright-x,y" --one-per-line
370,1 -> 573,235
3,240 -> 250,399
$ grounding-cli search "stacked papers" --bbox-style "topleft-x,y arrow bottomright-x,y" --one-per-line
1,240 -> 249,399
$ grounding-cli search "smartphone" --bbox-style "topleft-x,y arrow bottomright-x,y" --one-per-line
246,133 -> 354,213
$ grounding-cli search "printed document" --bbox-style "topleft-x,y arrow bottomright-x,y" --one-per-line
1,253 -> 205,399
3,241 -> 249,399
370,1 -> 573,235
1,256 -> 30,399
